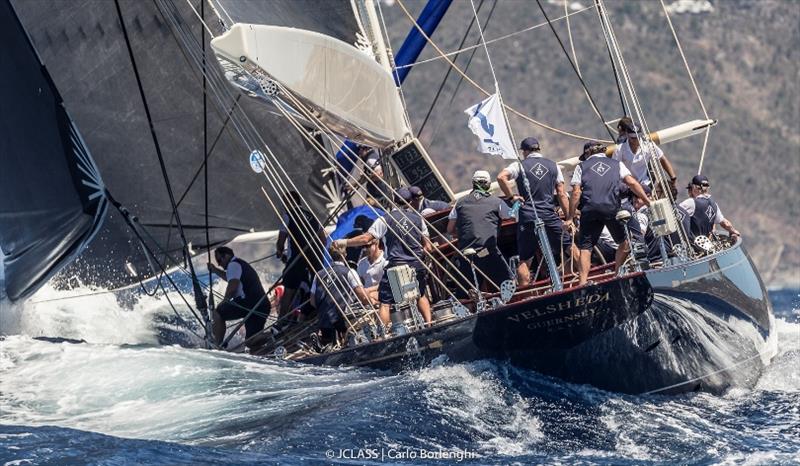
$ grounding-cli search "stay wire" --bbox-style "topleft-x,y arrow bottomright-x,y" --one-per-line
114,0 -> 209,324
156,2 -> 373,325
594,0 -> 628,117
427,1 -> 498,148
418,0 -> 489,137
394,0 -> 611,143
533,0 -> 615,141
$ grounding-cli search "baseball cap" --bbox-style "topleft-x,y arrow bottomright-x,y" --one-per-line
395,187 -> 413,203
472,170 -> 491,184
519,137 -> 540,151
627,123 -> 641,139
408,186 -> 423,198
691,174 -> 710,187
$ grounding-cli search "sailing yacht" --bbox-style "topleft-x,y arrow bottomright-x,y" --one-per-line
0,0 -> 774,395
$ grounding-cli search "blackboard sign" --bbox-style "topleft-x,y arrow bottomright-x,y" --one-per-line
389,139 -> 453,202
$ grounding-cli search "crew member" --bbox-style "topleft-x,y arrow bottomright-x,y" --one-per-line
356,238 -> 387,303
208,246 -> 269,349
447,170 -> 512,294
608,123 -> 678,193
336,188 -> 433,326
276,191 -> 326,319
409,186 -> 450,215
311,243 -> 371,347
568,145 -> 651,285
497,137 -> 570,286
679,175 -> 740,243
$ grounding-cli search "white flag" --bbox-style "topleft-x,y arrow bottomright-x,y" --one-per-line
464,93 -> 517,160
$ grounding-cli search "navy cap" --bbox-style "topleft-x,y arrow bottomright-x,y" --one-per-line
519,137 -> 540,151
395,187 -> 413,203
691,174 -> 710,186
408,186 -> 423,198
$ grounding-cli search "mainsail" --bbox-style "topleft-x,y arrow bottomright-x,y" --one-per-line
11,0 -> 332,288
0,0 -> 107,301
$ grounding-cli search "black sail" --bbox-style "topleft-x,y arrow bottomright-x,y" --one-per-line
11,0 -> 333,288
0,0 -> 107,301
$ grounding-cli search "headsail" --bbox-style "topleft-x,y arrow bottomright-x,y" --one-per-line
0,0 -> 107,301
211,24 -> 411,146
11,0 -> 331,288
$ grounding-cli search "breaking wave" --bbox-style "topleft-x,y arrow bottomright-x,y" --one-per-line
0,287 -> 798,465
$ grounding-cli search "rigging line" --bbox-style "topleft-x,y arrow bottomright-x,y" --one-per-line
697,125 -> 711,175
658,0 -> 711,175
106,194 -> 207,330
418,0 -> 490,137
156,5 -> 365,317
200,0 -> 214,316
274,76 -> 500,296
427,3 -> 494,149
594,0 -> 628,117
658,0 -> 708,119
276,88 -> 489,298
394,0 -> 610,143
115,0 -> 208,319
565,0 -> 604,123
598,0 -> 693,256
155,1 -> 462,311
274,97 -> 482,300
174,95 -> 242,210
375,0 -> 414,136
185,0 -> 214,37
394,5 -> 595,69
534,0 -> 615,141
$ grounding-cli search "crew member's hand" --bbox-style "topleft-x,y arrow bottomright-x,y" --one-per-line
207,263 -> 220,275
563,219 -> 574,232
511,195 -> 524,203
333,239 -> 348,249
669,177 -> 678,197
730,230 -> 741,239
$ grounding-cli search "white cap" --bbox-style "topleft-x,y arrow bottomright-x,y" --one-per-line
472,170 -> 491,183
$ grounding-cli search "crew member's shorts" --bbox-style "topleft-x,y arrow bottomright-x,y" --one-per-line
455,247 -> 510,297
517,218 -> 564,264
282,258 -> 310,289
377,264 -> 429,304
217,297 -> 270,339
578,212 -> 626,251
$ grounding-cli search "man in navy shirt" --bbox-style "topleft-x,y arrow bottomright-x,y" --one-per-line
568,146 -> 651,285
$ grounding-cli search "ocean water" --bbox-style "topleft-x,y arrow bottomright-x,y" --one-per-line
0,286 -> 797,465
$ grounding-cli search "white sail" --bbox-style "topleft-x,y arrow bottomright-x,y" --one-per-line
211,24 -> 410,147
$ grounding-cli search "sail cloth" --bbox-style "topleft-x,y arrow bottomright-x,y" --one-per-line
11,0 -> 331,289
211,24 -> 410,147
207,0 -> 366,48
0,0 -> 107,301
465,94 -> 517,160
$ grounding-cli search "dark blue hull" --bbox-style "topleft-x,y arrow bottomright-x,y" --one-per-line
297,240 -> 773,395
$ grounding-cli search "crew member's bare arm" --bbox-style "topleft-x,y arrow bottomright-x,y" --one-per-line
353,286 -> 371,306
422,235 -> 433,253
659,154 -> 677,181
568,185 -> 581,221
208,264 -> 227,281
623,175 -> 652,207
720,219 -> 741,238
497,169 -> 521,201
556,182 -> 570,217
341,232 -> 376,248
223,279 -> 240,302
